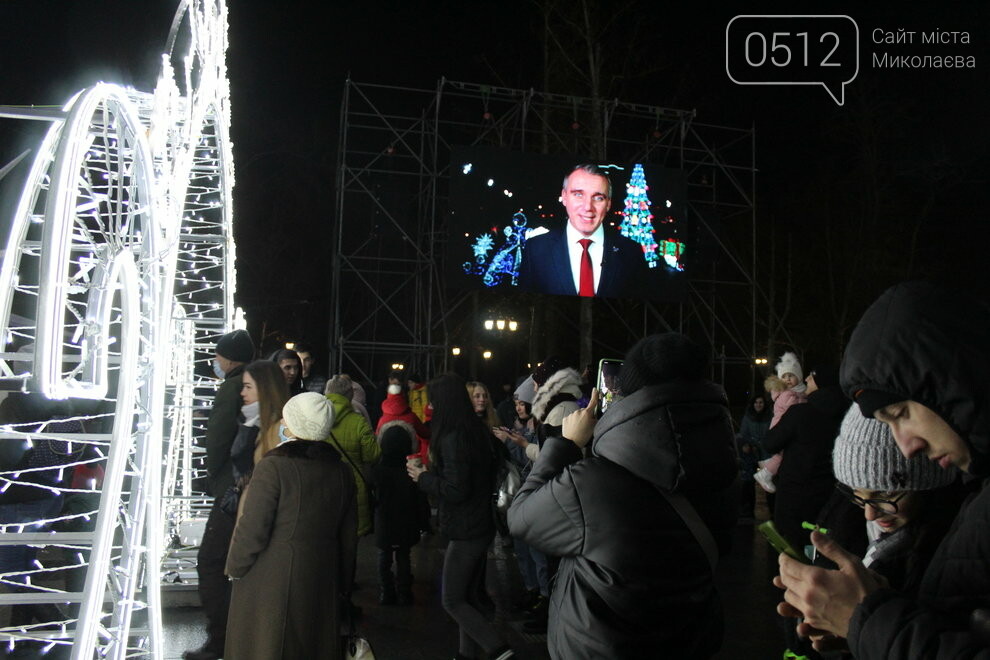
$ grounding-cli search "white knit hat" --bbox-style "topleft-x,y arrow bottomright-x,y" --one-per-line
775,351 -> 804,382
282,392 -> 335,441
833,405 -> 958,491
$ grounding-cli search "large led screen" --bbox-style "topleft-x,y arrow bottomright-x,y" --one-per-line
448,147 -> 688,302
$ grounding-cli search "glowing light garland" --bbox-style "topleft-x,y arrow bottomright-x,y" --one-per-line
0,1 -> 235,658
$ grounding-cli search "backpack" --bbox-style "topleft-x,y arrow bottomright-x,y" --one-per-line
490,435 -> 521,535
494,457 -> 521,514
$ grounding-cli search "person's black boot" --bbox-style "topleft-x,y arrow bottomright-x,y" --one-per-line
182,646 -> 222,660
522,595 -> 549,633
511,588 -> 539,613
379,585 -> 396,605
396,587 -> 414,606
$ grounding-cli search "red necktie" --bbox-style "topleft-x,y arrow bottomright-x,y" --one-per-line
578,238 -> 594,297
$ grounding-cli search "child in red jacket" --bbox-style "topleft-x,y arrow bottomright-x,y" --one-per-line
377,384 -> 431,466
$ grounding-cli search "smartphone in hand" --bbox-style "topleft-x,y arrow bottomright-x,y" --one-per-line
596,359 -> 624,417
758,520 -> 810,563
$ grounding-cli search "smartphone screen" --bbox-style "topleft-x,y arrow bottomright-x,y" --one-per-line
757,520 -> 810,563
596,359 -> 624,417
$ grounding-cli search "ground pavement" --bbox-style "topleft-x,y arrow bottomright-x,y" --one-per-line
164,489 -> 785,659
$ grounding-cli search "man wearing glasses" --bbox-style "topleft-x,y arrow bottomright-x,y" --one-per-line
776,282 -> 990,658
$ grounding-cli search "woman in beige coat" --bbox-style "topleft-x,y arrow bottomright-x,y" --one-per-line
225,392 -> 358,660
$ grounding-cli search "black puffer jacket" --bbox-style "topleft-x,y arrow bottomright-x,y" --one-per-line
417,430 -> 496,541
764,387 -> 848,549
840,281 -> 990,659
507,381 -> 738,659
205,364 -> 245,497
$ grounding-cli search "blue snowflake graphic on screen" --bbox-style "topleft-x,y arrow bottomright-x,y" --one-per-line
462,212 -> 529,287
472,233 -> 495,260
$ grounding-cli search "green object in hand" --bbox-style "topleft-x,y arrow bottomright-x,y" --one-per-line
758,520 -> 810,564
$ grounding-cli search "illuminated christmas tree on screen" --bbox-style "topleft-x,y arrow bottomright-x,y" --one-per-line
619,163 -> 660,268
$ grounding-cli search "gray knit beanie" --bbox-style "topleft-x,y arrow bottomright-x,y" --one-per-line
513,376 -> 536,404
833,404 -> 958,490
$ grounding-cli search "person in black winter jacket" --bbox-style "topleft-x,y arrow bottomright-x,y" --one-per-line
407,374 -> 515,660
776,281 -> 990,659
507,334 -> 739,659
373,420 -> 425,606
768,364 -> 874,659
765,364 -> 847,551
188,329 -> 254,660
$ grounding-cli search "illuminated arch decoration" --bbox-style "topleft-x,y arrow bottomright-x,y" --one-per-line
0,1 -> 235,658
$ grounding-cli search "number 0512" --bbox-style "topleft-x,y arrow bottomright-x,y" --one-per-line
743,31 -> 841,68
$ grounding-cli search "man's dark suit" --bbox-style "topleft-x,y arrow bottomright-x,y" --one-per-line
517,228 -> 649,299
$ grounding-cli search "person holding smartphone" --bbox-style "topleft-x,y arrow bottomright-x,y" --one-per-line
407,374 -> 516,660
776,282 -> 990,658
507,334 -> 738,659
830,406 -> 966,596
492,399 -> 538,461
493,397 -> 550,629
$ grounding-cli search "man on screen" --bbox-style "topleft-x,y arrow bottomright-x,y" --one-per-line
518,164 -> 648,298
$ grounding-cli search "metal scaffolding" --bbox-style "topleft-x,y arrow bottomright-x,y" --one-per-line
332,78 -> 758,386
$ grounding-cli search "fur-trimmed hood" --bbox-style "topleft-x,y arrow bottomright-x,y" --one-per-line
378,419 -> 418,456
532,367 -> 584,422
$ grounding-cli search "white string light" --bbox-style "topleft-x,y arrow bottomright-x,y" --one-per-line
0,1 -> 234,657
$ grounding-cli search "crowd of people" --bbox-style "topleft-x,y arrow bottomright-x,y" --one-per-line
0,279 -> 984,659
168,280 -> 990,660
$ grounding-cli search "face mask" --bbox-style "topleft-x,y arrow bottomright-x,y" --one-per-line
212,358 -> 225,379
278,424 -> 293,445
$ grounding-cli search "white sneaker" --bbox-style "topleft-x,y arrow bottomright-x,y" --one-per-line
754,467 -> 776,493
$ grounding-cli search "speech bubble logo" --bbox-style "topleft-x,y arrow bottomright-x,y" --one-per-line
726,15 -> 859,106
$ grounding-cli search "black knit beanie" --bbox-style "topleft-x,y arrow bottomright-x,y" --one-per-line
532,356 -> 563,386
618,334 -> 707,395
215,329 -> 254,363
809,364 -> 840,390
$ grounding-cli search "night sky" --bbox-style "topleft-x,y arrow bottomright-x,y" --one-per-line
1,1 -> 987,389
